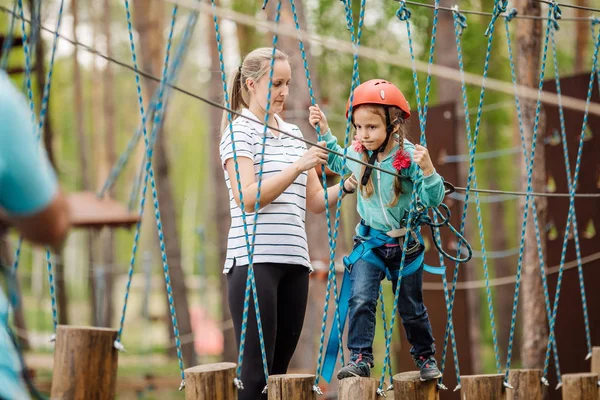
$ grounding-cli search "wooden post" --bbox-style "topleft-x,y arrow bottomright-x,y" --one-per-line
50,325 -> 118,399
393,371 -> 438,400
507,369 -> 545,400
592,347 -> 600,375
184,362 -> 237,400
461,374 -> 505,400
267,374 -> 316,400
562,373 -> 599,400
338,377 -> 379,400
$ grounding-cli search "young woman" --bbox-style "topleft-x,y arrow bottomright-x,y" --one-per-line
219,47 -> 357,399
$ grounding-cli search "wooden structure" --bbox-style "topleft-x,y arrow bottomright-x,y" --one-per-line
506,369 -> 544,400
460,374 -> 505,400
184,363 -> 237,400
267,374 -> 316,400
50,325 -> 118,399
561,373 -> 599,400
338,377 -> 379,400
67,191 -> 140,228
393,371 -> 439,400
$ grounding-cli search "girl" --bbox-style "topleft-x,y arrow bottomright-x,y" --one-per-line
219,47 -> 357,400
308,79 -> 444,381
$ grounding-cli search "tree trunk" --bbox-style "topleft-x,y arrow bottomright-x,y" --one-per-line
30,0 -> 69,326
573,0 -> 589,73
436,0 -> 482,374
207,3 -> 237,363
101,0 -> 116,329
72,0 -> 95,328
515,0 -> 548,369
89,0 -> 101,326
132,0 -> 196,368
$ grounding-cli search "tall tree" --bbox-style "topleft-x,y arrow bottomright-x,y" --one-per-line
101,0 -> 116,328
132,0 -> 195,368
207,3 -> 237,363
515,0 -> 548,368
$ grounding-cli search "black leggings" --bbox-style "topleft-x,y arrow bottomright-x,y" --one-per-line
227,262 -> 309,400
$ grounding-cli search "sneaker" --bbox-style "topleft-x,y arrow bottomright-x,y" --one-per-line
415,355 -> 442,381
336,359 -> 371,380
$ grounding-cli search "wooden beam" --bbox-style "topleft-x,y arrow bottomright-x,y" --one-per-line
393,371 -> 438,399
184,363 -> 237,400
460,374 -> 505,400
267,374 -> 316,400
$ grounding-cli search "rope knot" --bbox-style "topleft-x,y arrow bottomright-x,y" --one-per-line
485,0 -> 507,37
451,6 -> 467,36
551,1 -> 562,21
592,16 -> 600,26
549,18 -> 560,32
505,8 -> 518,22
396,1 -> 412,21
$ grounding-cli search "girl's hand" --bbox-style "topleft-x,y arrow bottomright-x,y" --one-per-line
295,141 -> 328,172
413,144 -> 435,176
308,104 -> 330,134
343,174 -> 358,194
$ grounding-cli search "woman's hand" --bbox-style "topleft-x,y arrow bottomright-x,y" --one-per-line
308,104 -> 330,134
295,141 -> 328,172
413,144 -> 435,176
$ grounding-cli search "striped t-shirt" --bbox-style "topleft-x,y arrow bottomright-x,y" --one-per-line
219,108 -> 311,273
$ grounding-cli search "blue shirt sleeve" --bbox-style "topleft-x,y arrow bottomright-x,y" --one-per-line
0,72 -> 58,216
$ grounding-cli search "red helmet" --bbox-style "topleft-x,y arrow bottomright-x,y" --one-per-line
345,79 -> 411,119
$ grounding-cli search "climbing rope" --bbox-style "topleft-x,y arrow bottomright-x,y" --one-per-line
313,0 -> 366,392
11,0 -> 65,339
542,18 -> 600,388
115,0 -> 199,360
451,5 -> 502,376
117,2 -> 187,388
503,2 -> 560,387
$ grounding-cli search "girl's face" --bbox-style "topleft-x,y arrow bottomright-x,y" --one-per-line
248,60 -> 291,115
353,106 -> 388,151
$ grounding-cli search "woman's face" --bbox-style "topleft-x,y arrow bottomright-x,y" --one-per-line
248,60 -> 291,115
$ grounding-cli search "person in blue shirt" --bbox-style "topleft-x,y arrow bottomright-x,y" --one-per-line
0,70 -> 70,399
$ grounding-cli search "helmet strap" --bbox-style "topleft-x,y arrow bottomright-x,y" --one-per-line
360,107 -> 395,186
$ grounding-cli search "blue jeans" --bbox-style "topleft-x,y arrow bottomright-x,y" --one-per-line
346,239 -> 435,365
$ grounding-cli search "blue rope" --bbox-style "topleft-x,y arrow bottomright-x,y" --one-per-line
312,0 -> 366,391
208,0 -> 269,388
503,3 -> 558,386
451,7 -> 502,375
378,1 -> 442,393
115,1 -> 199,357
542,22 -> 600,388
504,11 -> 561,383
242,1 -> 285,389
0,0 -> 18,69
549,22 -> 592,361
439,1 -> 507,390
119,3 -> 186,387
379,284 -> 394,390
12,0 -> 64,337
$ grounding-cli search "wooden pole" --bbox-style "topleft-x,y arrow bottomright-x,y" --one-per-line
393,371 -> 438,400
506,369 -> 545,400
338,377 -> 379,400
184,362 -> 237,400
592,347 -> 600,375
460,374 -> 505,400
50,325 -> 118,399
267,374 -> 316,400
515,0 -> 548,371
562,373 -> 599,400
